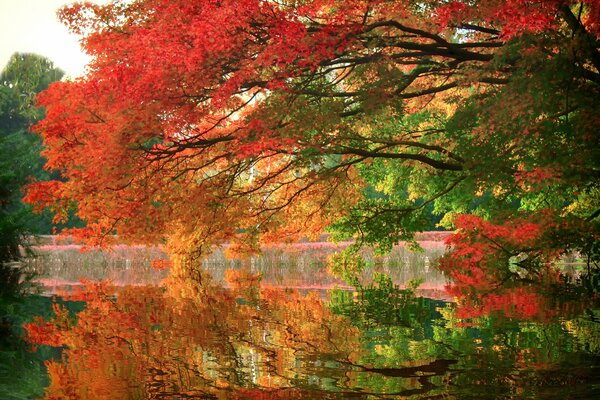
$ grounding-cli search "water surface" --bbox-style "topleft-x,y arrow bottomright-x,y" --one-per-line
23,263 -> 600,399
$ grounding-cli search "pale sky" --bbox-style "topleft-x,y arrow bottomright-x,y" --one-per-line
0,0 -> 105,78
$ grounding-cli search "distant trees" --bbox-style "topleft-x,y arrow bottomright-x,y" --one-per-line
0,53 -> 64,263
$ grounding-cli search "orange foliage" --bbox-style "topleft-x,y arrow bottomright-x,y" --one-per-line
150,258 -> 172,270
25,269 -> 363,399
26,0 -> 599,257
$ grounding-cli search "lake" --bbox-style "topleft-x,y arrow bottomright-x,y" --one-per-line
8,240 -> 600,399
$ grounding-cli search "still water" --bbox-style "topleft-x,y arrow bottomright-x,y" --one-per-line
17,244 -> 600,399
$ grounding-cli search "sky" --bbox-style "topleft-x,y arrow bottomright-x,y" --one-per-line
0,0 -> 104,78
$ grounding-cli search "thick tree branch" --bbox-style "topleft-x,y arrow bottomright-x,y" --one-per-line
334,146 -> 464,171
560,5 -> 600,73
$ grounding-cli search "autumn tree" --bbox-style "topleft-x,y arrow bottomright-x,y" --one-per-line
26,1 -> 599,276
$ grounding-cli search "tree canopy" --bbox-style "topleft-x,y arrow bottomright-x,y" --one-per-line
26,0 -> 599,271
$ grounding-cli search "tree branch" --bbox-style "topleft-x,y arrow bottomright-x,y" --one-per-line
334,146 -> 464,171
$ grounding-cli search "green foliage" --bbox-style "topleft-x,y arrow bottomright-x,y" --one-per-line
329,272 -> 429,329
326,246 -> 366,286
329,275 -> 600,398
322,27 -> 600,267
1,53 -> 63,112
0,295 -> 82,400
0,53 -> 67,259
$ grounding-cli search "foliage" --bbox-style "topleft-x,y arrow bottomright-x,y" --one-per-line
326,246 -> 366,285
24,1 -> 600,283
329,276 -> 600,398
1,54 -> 67,353
23,272 -> 362,399
0,89 -> 31,262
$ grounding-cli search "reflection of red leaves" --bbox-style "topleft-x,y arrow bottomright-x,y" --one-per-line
454,287 -> 552,320
233,388 -> 311,399
24,317 -> 63,347
440,211 -> 573,321
150,259 -> 172,270
24,302 -> 73,348
70,279 -> 114,303
23,270 -> 362,399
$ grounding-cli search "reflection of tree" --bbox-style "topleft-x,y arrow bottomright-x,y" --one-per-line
25,269 -> 600,399
329,274 -> 430,329
431,305 -> 600,398
25,270 -> 361,399
329,275 -> 600,398
438,213 -> 598,321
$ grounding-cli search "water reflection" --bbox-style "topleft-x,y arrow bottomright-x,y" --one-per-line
26,241 -> 448,296
25,269 -> 599,399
